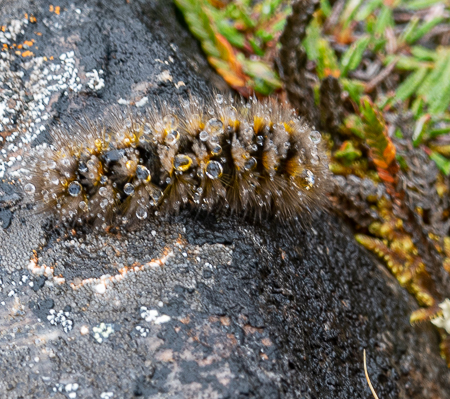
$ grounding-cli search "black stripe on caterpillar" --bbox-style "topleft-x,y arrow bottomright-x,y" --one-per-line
21,94 -> 330,228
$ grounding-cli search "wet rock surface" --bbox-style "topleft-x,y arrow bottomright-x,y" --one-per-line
1,0 -> 450,398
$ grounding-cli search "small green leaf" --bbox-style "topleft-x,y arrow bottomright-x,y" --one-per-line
420,50 -> 450,114
340,0 -> 364,28
394,128 -> 403,139
389,55 -> 433,70
255,29 -> 274,43
335,140 -> 363,162
377,94 -> 394,109
271,17 -> 289,35
341,78 -> 365,103
258,0 -> 284,23
240,57 -> 282,92
412,114 -> 430,147
303,18 -> 322,61
399,16 -> 420,44
340,35 -> 371,77
248,37 -> 265,56
314,83 -> 320,106
340,114 -> 365,139
355,0 -> 383,21
407,16 -> 445,44
216,19 -> 246,48
404,0 -> 443,10
320,0 -> 332,17
394,67 -> 429,102
316,38 -> 340,79
374,6 -> 394,36
396,154 -> 408,170
411,46 -> 438,62
411,97 -> 424,117
429,126 -> 450,138
429,151 -> 450,175
225,4 -> 255,29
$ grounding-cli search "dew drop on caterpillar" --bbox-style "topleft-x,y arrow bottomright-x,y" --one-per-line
21,94 -> 331,228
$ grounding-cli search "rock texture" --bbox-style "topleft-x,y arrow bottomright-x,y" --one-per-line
1,0 -> 450,398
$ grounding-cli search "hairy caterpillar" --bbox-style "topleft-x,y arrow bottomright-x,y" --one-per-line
21,94 -> 330,228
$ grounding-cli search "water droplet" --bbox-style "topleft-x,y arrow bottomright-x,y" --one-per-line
79,201 -> 88,210
61,158 -> 71,167
126,160 -> 136,170
256,136 -> 264,146
151,189 -> 162,202
174,155 -> 192,172
227,106 -> 237,120
243,126 -> 254,136
99,187 -> 108,197
165,177 -> 172,184
144,123 -> 153,135
68,181 -> 82,197
136,165 -> 151,181
136,207 -> 148,220
209,135 -> 219,145
309,130 -> 321,144
78,162 -> 88,173
24,183 -> 35,195
199,131 -> 209,141
51,177 -> 59,185
205,118 -> 223,135
205,161 -> 223,179
165,130 -> 180,145
100,175 -> 108,185
244,157 -> 257,171
300,169 -> 315,190
163,114 -> 178,131
48,160 -> 57,170
39,161 -> 47,171
211,145 -> 222,156
124,183 -> 134,195
215,94 -> 224,104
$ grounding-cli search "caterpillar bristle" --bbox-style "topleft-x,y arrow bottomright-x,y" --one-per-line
21,94 -> 330,229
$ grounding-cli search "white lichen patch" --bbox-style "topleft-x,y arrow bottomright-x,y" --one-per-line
135,325 -> 150,337
0,8 -> 103,179
140,306 -> 171,324
86,69 -> 105,91
47,309 -> 74,333
92,322 -> 114,343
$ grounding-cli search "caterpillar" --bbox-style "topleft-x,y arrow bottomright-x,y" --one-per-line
21,94 -> 330,228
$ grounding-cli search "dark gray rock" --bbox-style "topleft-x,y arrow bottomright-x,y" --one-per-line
0,0 -> 450,398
